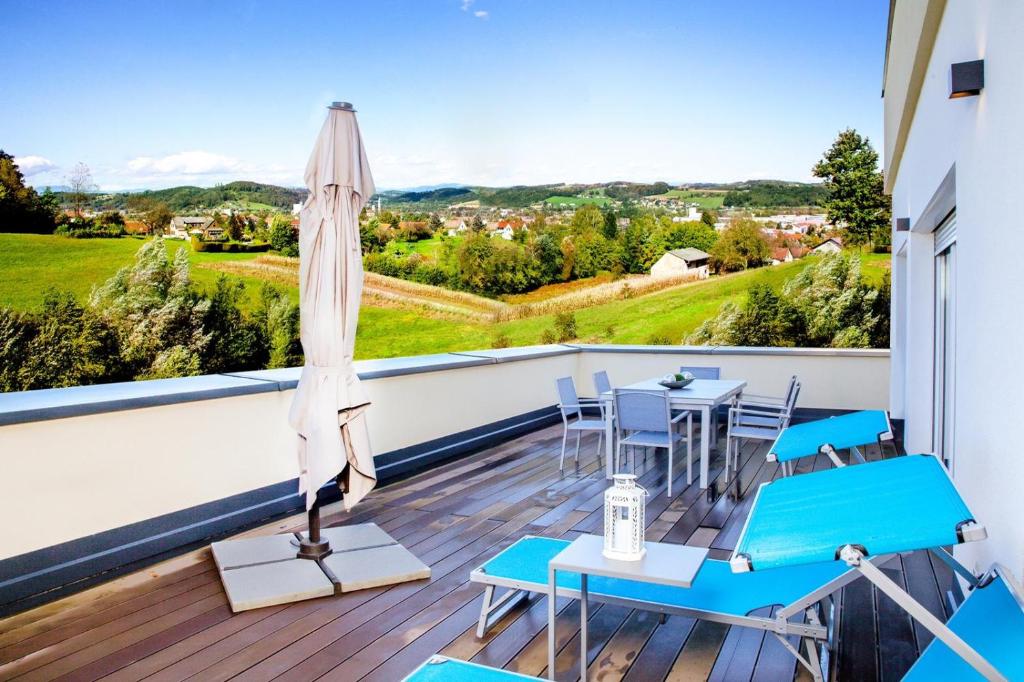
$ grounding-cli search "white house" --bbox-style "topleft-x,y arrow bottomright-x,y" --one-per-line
671,205 -> 702,223
810,237 -> 842,254
885,0 -> 1024,580
168,216 -> 215,240
445,218 -> 467,237
650,248 -> 711,279
490,225 -> 514,240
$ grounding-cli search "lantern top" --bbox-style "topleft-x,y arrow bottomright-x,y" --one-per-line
613,473 -> 638,488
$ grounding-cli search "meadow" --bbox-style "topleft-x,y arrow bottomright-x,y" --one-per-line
543,195 -> 613,208
0,234 -> 889,359
648,189 -> 726,209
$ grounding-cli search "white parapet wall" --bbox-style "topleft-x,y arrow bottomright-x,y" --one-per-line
0,345 -> 889,582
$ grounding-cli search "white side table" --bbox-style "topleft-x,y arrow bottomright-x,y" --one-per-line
546,534 -> 708,681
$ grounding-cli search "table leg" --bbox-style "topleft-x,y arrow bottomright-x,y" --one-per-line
579,573 -> 588,682
604,401 -> 614,479
548,566 -> 557,681
700,406 -> 710,489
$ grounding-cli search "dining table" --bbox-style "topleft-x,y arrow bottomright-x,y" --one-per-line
599,377 -> 747,489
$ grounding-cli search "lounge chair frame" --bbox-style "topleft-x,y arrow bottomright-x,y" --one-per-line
470,535 -> 881,681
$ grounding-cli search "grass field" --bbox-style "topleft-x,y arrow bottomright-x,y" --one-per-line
544,195 -> 613,208
0,233 -> 889,359
647,189 -> 726,209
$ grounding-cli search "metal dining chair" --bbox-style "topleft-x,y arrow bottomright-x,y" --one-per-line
724,380 -> 802,486
555,376 -> 609,473
613,389 -> 693,496
592,370 -> 612,397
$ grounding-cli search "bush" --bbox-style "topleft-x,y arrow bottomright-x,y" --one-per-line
553,311 -> 577,342
270,217 -> 298,256
540,328 -> 557,344
191,237 -> 271,253
491,332 -> 511,349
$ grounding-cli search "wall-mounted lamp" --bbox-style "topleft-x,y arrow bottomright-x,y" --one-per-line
949,59 -> 984,98
895,218 -> 910,232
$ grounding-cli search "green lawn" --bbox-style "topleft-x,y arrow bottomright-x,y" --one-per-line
648,190 -> 725,209
0,233 -> 890,359
385,236 -> 448,259
544,195 -> 613,208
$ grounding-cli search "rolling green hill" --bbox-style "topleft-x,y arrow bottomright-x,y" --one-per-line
76,181 -> 307,213
0,233 -> 888,359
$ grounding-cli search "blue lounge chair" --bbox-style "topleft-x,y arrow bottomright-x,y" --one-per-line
403,655 -> 540,681
472,535 -> 863,681
731,454 -> 1003,680
903,565 -> 1024,681
767,409 -> 894,475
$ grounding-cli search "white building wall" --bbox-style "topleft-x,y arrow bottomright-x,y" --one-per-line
888,0 -> 1024,578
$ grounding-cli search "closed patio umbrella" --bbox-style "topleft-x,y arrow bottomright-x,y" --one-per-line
288,102 -> 376,556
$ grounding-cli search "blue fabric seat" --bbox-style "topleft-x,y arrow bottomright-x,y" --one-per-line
731,454 -> 975,572
903,569 -> 1024,681
403,655 -> 539,681
477,536 -> 849,618
769,409 -> 893,465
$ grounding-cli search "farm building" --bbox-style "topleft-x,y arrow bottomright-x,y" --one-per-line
811,237 -> 843,254
650,247 -> 711,279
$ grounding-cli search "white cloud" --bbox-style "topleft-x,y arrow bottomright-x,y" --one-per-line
474,10 -> 488,19
460,0 -> 473,10
126,150 -> 244,176
14,155 -> 57,177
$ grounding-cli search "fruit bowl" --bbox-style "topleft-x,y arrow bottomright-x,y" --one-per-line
658,377 -> 695,389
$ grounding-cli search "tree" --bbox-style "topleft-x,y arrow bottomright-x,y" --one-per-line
602,209 -> 618,240
66,162 -> 95,217
269,215 -> 298,256
89,238 -> 211,379
128,195 -> 173,235
709,218 -> 769,272
428,213 -> 443,234
226,212 -> 245,241
470,214 -> 486,232
812,129 -> 891,246
701,210 -> 717,228
0,150 -> 58,233
571,205 -> 604,234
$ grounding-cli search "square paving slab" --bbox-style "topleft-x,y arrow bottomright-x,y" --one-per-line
218,557 -> 335,612
211,522 -> 429,611
323,542 -> 432,592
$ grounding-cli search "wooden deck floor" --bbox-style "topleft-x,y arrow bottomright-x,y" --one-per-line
0,422 -> 955,681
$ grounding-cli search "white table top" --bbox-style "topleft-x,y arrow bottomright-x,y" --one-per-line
600,378 -> 746,405
549,534 -> 708,589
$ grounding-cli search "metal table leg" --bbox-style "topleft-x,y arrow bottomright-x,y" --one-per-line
548,566 -> 557,680
579,573 -> 588,682
699,406 -> 711,489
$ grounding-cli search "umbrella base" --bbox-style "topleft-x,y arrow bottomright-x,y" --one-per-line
211,523 -> 430,612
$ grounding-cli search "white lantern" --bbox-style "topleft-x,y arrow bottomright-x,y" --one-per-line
603,474 -> 648,561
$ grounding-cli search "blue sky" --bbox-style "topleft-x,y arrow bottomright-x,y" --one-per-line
1,1 -> 889,191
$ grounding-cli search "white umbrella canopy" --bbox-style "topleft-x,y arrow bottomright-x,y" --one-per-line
289,103 -> 376,512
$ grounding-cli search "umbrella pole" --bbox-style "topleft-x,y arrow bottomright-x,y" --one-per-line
297,494 -> 332,560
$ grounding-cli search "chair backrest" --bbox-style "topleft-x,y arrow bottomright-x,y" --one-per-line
783,380 -> 802,423
680,366 -> 720,380
614,389 -> 671,434
593,370 -> 612,396
783,375 -> 799,406
556,376 -> 580,419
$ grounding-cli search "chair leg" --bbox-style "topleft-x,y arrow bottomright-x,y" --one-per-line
559,428 -> 568,472
595,430 -> 603,469
574,430 -> 582,470
667,443 -> 673,498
